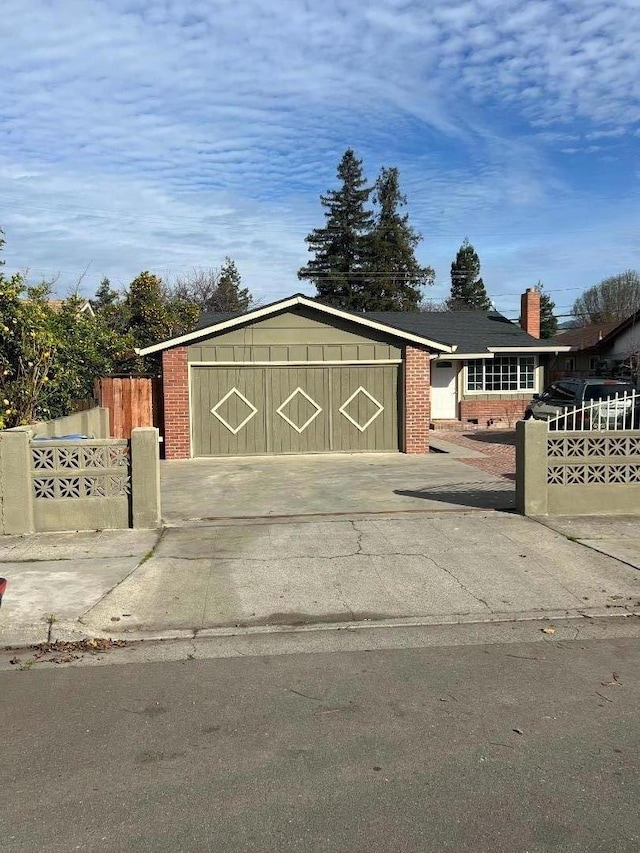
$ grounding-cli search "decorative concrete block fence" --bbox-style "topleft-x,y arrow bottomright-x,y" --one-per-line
0,408 -> 161,534
516,418 -> 640,516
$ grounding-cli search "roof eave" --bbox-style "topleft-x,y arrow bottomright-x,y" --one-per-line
136,294 -> 455,356
487,345 -> 572,353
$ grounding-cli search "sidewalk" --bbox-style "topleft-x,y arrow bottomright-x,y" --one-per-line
0,530 -> 160,645
1,512 -> 638,648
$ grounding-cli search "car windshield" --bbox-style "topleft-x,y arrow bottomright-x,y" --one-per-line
584,384 -> 635,401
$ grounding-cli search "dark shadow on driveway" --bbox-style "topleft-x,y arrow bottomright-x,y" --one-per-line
394,482 -> 515,510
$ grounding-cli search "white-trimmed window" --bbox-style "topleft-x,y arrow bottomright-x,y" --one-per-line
466,356 -> 536,392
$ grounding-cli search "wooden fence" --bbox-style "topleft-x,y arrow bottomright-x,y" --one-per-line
94,376 -> 164,442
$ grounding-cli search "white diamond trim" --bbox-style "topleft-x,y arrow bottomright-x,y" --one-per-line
211,387 -> 258,435
339,386 -> 384,432
276,387 -> 322,434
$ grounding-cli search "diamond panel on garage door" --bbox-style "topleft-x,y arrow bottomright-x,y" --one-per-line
339,386 -> 384,432
276,387 -> 323,433
211,387 -> 258,434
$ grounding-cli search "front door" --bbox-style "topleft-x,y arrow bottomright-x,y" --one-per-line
431,361 -> 458,419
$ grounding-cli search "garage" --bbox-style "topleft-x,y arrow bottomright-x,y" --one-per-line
191,364 -> 400,456
139,294 -> 452,459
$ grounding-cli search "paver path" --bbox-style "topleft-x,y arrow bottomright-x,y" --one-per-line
432,430 -> 516,480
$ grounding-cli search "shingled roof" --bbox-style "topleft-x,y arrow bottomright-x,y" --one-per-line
140,293 -> 568,356
196,305 -> 551,354
365,310 -> 545,352
554,322 -> 619,351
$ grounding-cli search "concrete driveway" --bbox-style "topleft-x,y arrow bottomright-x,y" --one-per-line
161,444 -> 514,523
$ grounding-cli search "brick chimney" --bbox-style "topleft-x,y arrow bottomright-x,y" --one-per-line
520,287 -> 541,339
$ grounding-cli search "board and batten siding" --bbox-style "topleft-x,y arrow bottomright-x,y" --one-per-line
191,364 -> 400,455
187,307 -> 402,364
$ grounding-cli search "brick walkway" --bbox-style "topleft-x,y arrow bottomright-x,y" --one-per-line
432,430 -> 516,481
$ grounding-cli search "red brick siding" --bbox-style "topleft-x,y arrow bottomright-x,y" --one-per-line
162,347 -> 190,459
459,398 -> 528,427
404,346 -> 430,453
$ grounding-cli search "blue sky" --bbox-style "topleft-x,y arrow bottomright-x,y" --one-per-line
2,0 -> 640,320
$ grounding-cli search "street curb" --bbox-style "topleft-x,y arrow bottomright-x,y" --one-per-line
3,606 -> 639,650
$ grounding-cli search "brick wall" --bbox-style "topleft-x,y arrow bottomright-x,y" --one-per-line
404,346 -> 430,453
162,347 -> 190,459
459,397 -> 528,427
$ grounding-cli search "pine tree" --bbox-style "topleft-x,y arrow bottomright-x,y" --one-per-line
363,167 -> 434,311
214,258 -> 251,313
537,281 -> 558,338
92,277 -> 120,311
298,149 -> 374,311
448,239 -> 491,311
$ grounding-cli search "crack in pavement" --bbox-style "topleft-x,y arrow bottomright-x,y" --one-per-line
351,520 -> 365,556
426,554 -> 492,612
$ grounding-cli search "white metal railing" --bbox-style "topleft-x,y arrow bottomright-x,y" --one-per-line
547,391 -> 639,432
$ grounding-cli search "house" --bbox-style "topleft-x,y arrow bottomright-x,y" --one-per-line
137,289 -> 569,459
592,310 -> 640,382
550,311 -> 640,383
549,321 -> 619,379
47,298 -> 95,317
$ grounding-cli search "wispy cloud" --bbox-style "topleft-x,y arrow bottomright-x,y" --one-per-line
1,0 -> 639,308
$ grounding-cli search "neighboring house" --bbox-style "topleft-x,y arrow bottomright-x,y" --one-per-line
549,321 -> 619,379
594,310 -> 640,383
550,312 -> 640,384
137,289 -> 569,459
47,298 -> 95,317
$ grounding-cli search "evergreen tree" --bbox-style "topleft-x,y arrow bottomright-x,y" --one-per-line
172,259 -> 253,315
92,276 -> 120,311
365,167 -> 434,311
298,149 -> 374,311
448,238 -> 491,311
215,258 -> 251,313
537,282 -> 558,338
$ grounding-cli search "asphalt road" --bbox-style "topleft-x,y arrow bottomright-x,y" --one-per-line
1,637 -> 639,852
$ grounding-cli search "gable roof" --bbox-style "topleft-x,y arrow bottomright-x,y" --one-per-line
136,293 -> 570,357
136,294 -> 457,355
596,309 -> 640,351
47,298 -> 95,317
554,321 -> 619,351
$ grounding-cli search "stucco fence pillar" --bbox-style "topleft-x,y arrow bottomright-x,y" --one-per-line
130,427 -> 162,529
515,419 -> 548,516
0,429 -> 35,535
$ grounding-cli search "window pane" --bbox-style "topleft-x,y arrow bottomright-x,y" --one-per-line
467,360 -> 483,390
519,357 -> 535,390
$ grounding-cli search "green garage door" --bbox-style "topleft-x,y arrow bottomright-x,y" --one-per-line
191,365 -> 400,456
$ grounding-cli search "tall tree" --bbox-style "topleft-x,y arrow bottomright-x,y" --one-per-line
448,238 -> 491,311
213,258 -> 251,313
298,149 -> 374,311
536,281 -> 558,339
122,271 -> 198,371
365,167 -> 434,311
571,270 -> 640,324
172,259 -> 253,315
92,276 -> 120,311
